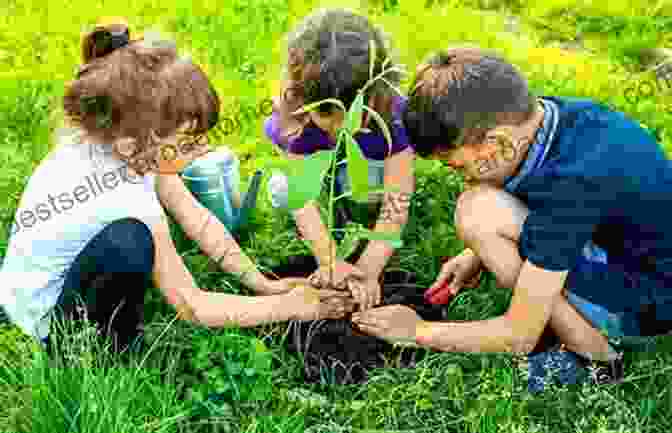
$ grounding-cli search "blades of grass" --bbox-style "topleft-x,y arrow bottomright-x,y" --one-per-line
362,105 -> 393,158
651,0 -> 666,16
285,150 -> 335,211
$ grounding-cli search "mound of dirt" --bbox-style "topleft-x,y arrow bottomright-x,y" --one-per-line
268,255 -> 447,385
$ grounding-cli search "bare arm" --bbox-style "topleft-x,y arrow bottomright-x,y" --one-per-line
155,173 -> 282,295
355,148 -> 415,278
417,260 -> 567,353
148,212 -> 305,327
284,151 -> 339,266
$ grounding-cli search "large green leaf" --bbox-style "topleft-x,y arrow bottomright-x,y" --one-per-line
362,105 -> 393,158
344,132 -> 370,203
285,150 -> 335,210
346,92 -> 364,133
342,93 -> 368,204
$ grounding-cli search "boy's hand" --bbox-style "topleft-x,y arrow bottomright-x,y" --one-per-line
425,251 -> 482,305
352,305 -> 426,346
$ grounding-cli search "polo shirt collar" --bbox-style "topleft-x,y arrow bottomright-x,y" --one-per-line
504,97 -> 559,194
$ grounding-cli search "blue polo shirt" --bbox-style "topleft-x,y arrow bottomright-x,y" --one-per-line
509,96 -> 672,314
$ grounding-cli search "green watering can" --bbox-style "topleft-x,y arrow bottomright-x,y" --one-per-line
181,147 -> 262,235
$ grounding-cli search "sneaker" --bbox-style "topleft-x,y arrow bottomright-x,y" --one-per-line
527,345 -> 625,393
527,346 -> 585,393
577,350 -> 625,386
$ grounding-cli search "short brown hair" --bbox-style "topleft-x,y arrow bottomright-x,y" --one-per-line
63,28 -> 220,157
404,46 -> 536,157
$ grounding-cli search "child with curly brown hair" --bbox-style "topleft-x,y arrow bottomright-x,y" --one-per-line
264,8 -> 416,312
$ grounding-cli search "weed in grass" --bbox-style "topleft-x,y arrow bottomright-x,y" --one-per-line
170,0 -> 291,78
4,317 -> 194,433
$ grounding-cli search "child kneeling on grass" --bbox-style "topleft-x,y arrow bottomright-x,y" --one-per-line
263,8 -> 416,312
0,19 -> 353,356
352,46 -> 672,392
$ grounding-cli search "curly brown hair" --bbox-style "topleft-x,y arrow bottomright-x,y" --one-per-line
272,8 -> 402,145
63,23 -> 220,163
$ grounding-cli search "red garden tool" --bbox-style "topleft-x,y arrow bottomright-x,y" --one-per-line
424,255 -> 484,305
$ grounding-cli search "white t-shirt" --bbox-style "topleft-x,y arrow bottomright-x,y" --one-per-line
0,127 -> 165,343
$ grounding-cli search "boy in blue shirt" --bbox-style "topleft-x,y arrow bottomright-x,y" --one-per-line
352,46 -> 672,392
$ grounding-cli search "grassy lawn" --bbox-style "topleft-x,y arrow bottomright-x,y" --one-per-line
2,0 -> 672,431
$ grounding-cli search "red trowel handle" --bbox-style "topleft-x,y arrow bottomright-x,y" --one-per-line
423,259 -> 483,306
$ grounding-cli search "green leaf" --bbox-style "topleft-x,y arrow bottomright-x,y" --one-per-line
228,362 -> 243,375
346,93 -> 364,133
252,338 -> 268,353
362,105 -> 393,158
193,389 -> 205,401
284,150 -> 335,210
251,339 -> 272,371
417,398 -> 433,410
215,378 -> 229,390
344,132 -> 369,204
359,228 -> 403,249
291,98 -> 346,116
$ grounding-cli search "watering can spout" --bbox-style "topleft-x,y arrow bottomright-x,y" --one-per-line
237,169 -> 263,231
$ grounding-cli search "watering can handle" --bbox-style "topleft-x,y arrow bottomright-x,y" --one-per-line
237,170 -> 263,231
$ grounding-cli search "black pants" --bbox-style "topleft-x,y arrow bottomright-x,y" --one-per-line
46,218 -> 155,354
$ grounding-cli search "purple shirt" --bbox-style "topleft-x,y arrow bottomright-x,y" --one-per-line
264,96 -> 411,160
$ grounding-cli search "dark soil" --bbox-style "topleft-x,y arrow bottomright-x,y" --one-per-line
266,254 -> 565,385
267,255 -> 449,385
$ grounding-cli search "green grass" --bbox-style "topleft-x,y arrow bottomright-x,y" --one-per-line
2,0 -> 672,432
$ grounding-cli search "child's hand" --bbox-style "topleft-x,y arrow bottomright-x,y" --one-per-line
259,278 -> 299,295
308,260 -> 366,291
347,275 -> 382,311
424,251 -> 482,305
288,284 -> 355,321
352,305 -> 425,346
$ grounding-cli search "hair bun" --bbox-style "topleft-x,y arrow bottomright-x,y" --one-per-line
82,18 -> 131,64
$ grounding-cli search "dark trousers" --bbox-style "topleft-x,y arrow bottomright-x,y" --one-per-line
46,218 -> 155,354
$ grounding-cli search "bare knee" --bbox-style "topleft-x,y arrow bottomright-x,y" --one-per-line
455,185 -> 527,241
454,185 -> 529,288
